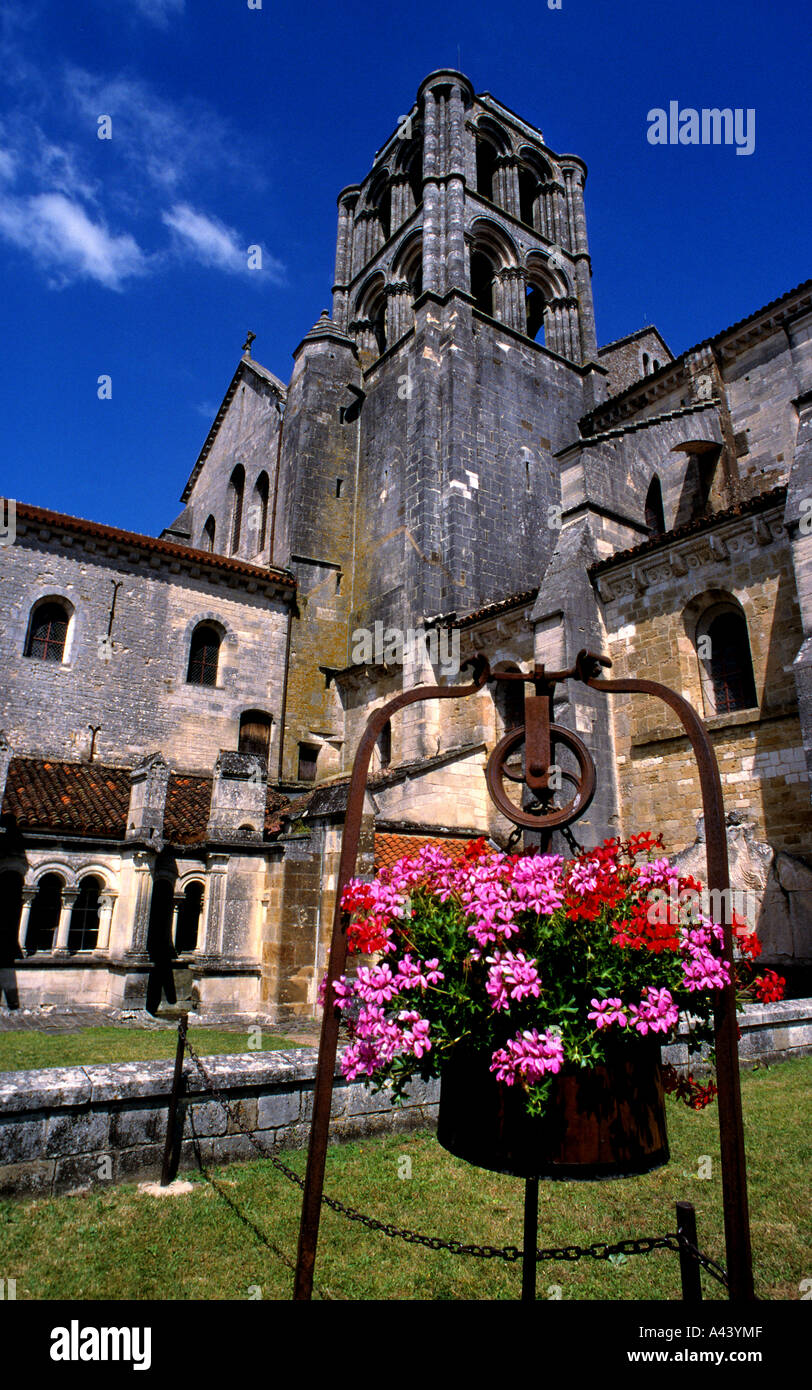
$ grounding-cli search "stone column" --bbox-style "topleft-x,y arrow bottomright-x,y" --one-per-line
53,889 -> 78,954
421,87 -> 442,294
332,191 -> 357,330
18,889 -> 35,955
96,895 -> 116,952
126,851 -> 155,959
386,281 -> 412,343
503,158 -> 520,219
171,896 -> 183,951
202,855 -> 229,957
445,83 -> 467,292
564,164 -> 597,360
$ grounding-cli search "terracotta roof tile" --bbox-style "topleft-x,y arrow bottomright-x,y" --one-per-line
2,759 -> 290,843
374,832 -> 478,872
2,758 -> 130,838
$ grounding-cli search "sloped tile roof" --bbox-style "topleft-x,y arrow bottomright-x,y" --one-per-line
2,759 -> 290,843
3,758 -> 130,838
374,832 -> 479,871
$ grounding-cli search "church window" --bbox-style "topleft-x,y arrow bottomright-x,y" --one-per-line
24,600 -> 71,662
696,603 -> 757,716
187,623 -> 221,686
203,515 -> 216,552
525,285 -> 546,342
254,471 -> 270,551
239,709 -> 272,764
377,721 -> 391,769
297,742 -> 319,783
518,167 -> 541,229
67,876 -> 101,953
336,477 -> 343,498
653,359 -> 661,372
476,140 -> 498,202
27,874 -> 63,953
642,352 -> 650,375
471,251 -> 495,317
645,476 -> 666,537
175,882 -> 203,954
229,465 -> 245,554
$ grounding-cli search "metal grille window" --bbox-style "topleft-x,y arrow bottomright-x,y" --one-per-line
697,603 -> 757,716
707,611 -> 757,713
187,624 -> 221,686
25,602 -> 70,661
67,877 -> 101,953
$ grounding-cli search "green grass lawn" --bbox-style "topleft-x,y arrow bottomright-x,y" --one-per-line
0,1026 -> 307,1072
0,1056 -> 808,1301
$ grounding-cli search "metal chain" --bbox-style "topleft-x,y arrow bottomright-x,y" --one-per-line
183,1039 -> 729,1282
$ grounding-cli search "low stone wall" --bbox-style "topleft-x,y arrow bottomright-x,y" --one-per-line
0,1049 -> 439,1199
1,999 -> 810,1199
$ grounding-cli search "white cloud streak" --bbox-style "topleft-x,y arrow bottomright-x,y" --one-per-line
0,192 -> 147,289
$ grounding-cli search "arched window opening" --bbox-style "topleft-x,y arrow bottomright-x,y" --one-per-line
476,141 -> 498,201
0,871 -> 23,964
377,721 -> 391,769
653,359 -> 661,372
525,285 -> 546,342
297,742 -> 319,783
239,710 -> 272,764
24,600 -> 70,662
371,296 -> 387,356
203,515 -> 216,552
697,605 -> 758,716
68,876 -> 101,953
253,471 -> 270,553
27,874 -> 63,953
229,465 -> 245,554
518,168 -> 539,228
175,882 -> 203,954
494,671 -> 526,735
187,623 -> 221,687
642,352 -> 650,375
406,147 -> 422,208
471,251 -> 495,316
645,476 -> 666,537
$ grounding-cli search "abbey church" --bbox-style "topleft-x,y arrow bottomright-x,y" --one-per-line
1,70 -> 810,1018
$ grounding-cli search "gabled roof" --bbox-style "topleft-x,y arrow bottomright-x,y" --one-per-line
14,503 -> 295,591
180,354 -> 287,504
598,325 -> 672,358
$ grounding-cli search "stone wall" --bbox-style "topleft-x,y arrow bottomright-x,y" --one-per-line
1,1000 -> 809,1197
595,505 -> 809,856
0,1048 -> 439,1199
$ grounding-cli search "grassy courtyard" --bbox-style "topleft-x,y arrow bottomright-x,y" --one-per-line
0,1026 -> 307,1072
0,1055 -> 808,1301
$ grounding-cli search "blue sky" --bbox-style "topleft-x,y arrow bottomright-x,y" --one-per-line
1,0 -> 809,537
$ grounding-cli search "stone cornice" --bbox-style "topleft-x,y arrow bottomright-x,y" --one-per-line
592,501 -> 786,603
13,503 -> 295,600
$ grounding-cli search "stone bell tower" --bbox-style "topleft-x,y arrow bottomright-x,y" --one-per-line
325,69 -> 606,628
273,70 -> 609,777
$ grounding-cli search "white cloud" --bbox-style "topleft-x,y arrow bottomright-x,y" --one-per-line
0,192 -> 147,289
127,0 -> 185,28
162,203 -> 246,271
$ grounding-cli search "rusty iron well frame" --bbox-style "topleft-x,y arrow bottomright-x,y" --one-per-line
293,650 -> 754,1301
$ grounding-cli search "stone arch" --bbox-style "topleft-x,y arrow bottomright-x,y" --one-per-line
353,272 -> 388,357
645,475 -> 666,537
682,590 -> 758,718
516,147 -> 552,231
524,251 -> 575,353
468,219 -> 521,326
392,133 -> 423,221
388,231 -> 423,341
23,594 -> 76,664
366,169 -> 391,243
228,463 -> 245,554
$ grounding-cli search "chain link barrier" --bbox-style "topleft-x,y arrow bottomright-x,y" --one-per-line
182,1037 -> 729,1288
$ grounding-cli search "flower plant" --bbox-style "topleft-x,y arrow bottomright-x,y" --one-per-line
322,833 -> 783,1118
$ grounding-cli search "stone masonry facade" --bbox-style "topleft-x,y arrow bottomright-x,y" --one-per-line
1,70 -> 810,1020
